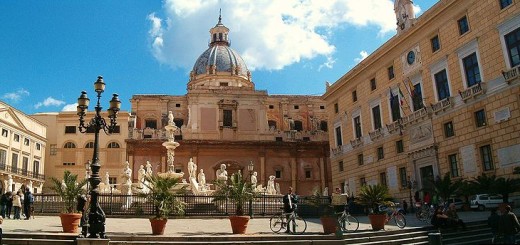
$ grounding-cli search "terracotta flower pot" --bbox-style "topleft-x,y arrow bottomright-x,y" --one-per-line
150,218 -> 168,235
320,216 -> 338,234
59,213 -> 82,233
368,214 -> 386,231
229,215 -> 250,234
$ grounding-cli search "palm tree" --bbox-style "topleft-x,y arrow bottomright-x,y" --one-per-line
49,171 -> 87,213
432,173 -> 460,203
455,180 -> 475,205
138,175 -> 185,220
212,171 -> 254,216
494,177 -> 519,203
356,184 -> 393,214
470,173 -> 498,194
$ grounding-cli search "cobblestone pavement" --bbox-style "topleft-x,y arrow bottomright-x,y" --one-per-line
1,209 -> 509,236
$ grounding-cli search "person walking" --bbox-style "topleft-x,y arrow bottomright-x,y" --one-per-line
282,187 -> 298,233
23,188 -> 34,220
6,192 -> 12,219
488,208 -> 500,244
0,192 -> 8,218
12,191 -> 22,220
498,205 -> 520,244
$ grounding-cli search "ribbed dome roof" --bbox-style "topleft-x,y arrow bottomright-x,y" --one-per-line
192,45 -> 249,77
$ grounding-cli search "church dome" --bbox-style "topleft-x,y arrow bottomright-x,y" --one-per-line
192,45 -> 249,77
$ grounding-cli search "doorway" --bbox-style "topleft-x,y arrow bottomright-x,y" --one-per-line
420,165 -> 434,194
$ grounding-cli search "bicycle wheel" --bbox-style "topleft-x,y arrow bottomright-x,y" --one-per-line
288,216 -> 307,235
270,214 -> 285,233
394,213 -> 406,228
339,214 -> 359,232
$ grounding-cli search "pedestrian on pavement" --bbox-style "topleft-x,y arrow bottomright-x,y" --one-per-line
446,203 -> 466,230
402,200 -> 408,214
282,187 -> 298,233
0,192 -> 8,218
6,192 -> 13,219
12,191 -> 22,220
488,208 -> 500,244
498,205 -> 520,244
423,192 -> 431,205
23,188 -> 34,220
0,215 -> 3,244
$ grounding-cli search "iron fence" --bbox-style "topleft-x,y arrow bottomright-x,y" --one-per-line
33,193 -> 333,218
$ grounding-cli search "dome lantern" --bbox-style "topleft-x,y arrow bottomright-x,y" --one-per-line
209,9 -> 230,47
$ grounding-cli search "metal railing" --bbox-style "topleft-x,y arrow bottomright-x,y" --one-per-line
33,194 -> 333,218
0,163 -> 45,180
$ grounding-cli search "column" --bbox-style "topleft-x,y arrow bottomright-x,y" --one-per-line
290,158 -> 297,193
260,156 -> 265,185
319,157 -> 325,190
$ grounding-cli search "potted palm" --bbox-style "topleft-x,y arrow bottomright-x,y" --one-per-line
357,184 -> 392,231
49,170 -> 88,233
138,174 -> 185,235
308,186 -> 337,234
212,171 -> 255,234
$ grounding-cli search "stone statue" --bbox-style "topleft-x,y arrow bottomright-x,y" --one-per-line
198,169 -> 206,187
322,187 -> 329,196
122,162 -> 132,185
138,165 -> 146,187
216,164 -> 228,181
267,175 -> 276,195
61,179 -> 67,190
275,183 -> 281,195
168,111 -> 174,126
251,171 -> 258,188
188,158 -> 197,179
104,172 -> 110,191
289,118 -> 295,131
7,175 -> 13,192
145,161 -> 153,176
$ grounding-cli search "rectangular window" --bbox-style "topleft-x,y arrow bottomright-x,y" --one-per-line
269,105 -> 274,109
500,0 -> 512,9
352,90 -> 358,102
360,177 -> 367,186
22,156 -> 28,175
223,109 -> 233,127
109,177 -> 117,185
390,92 -> 401,121
50,144 -> 57,155
294,105 -> 299,109
475,109 -> 487,127
36,143 -> 41,150
0,149 -> 6,167
1,129 -> 7,137
334,103 -> 339,114
480,145 -> 494,171
380,172 -> 387,186
63,162 -> 76,166
86,125 -> 95,133
24,138 -> 29,146
145,120 -> 157,129
335,126 -> 343,146
354,116 -> 362,138
434,69 -> 450,100
431,35 -> 440,52
65,126 -> 76,134
412,83 -> 424,111
11,153 -> 18,170
505,27 -> 520,67
396,140 -> 404,153
111,125 -> 121,134
320,105 -> 325,110
176,103 -> 181,107
370,78 -> 377,91
357,154 -> 364,165
220,82 -> 228,86
372,105 -> 382,130
448,154 -> 459,177
444,121 -> 455,138
399,167 -> 407,188
458,16 -> 469,35
462,52 -> 481,87
305,170 -> 311,179
275,170 -> 282,179
339,161 -> 344,172
33,160 -> 40,175
13,134 -> 20,142
388,66 -> 395,80
377,146 -> 384,160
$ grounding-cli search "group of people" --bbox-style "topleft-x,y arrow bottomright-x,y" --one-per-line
487,205 -> 520,244
431,203 -> 467,230
0,186 -> 34,220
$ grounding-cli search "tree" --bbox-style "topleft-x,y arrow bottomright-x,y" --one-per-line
431,173 -> 460,203
49,171 -> 87,213
494,177 -> 519,203
470,173 -> 498,194
455,180 -> 475,204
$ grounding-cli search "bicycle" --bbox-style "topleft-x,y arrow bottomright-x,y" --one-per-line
270,207 -> 307,234
380,203 -> 406,228
336,205 -> 359,232
415,202 -> 433,223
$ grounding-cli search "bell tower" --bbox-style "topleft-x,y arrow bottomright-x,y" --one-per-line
395,0 -> 416,35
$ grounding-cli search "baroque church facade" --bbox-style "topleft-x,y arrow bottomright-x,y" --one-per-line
324,0 -> 520,200
126,15 -> 331,195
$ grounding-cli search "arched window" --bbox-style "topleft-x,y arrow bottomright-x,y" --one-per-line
107,142 -> 120,148
85,142 -> 94,148
64,142 -> 76,148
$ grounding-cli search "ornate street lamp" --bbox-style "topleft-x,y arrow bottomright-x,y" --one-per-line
247,161 -> 254,218
77,76 -> 121,238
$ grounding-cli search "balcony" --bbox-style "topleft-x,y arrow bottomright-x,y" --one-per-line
386,120 -> 402,134
502,66 -> 520,84
331,145 -> 343,156
0,163 -> 45,180
431,97 -> 452,113
350,138 -> 363,148
401,107 -> 429,127
129,127 -> 182,140
368,128 -> 384,141
459,82 -> 484,102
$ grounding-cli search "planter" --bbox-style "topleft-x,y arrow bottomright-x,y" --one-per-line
368,214 -> 386,231
150,218 -> 168,235
229,215 -> 250,234
320,216 -> 337,234
59,213 -> 82,233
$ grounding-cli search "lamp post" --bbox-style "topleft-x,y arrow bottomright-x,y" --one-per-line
85,161 -> 91,190
247,161 -> 254,219
407,177 -> 417,213
77,76 -> 121,238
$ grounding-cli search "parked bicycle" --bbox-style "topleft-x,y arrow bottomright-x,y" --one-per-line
415,202 -> 434,223
380,202 -> 406,228
336,205 -> 359,232
270,207 -> 307,234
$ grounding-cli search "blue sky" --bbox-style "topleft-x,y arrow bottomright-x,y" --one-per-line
0,0 -> 437,114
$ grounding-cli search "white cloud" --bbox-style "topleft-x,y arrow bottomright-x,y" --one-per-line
62,103 -> 78,112
354,50 -> 369,63
2,89 -> 30,103
35,97 -> 66,109
318,56 -> 336,71
148,0 -> 402,71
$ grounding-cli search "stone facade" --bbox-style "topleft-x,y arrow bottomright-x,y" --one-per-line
0,101 -> 46,193
323,0 -> 520,201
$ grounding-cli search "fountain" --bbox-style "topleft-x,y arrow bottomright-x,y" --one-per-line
159,111 -> 184,179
